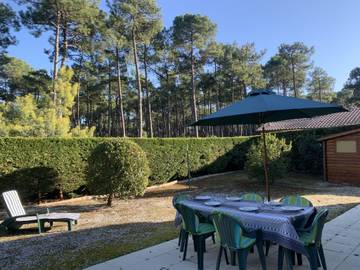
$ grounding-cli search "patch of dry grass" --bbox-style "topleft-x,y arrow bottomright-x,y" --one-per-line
1,171 -> 360,270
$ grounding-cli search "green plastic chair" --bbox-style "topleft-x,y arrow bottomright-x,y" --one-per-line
173,194 -> 190,249
278,208 -> 329,270
240,193 -> 264,202
277,195 -> 313,265
280,195 -> 313,207
174,202 -> 215,270
212,212 -> 267,270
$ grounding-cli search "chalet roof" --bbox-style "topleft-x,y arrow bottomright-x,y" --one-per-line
318,128 -> 360,141
260,108 -> 360,132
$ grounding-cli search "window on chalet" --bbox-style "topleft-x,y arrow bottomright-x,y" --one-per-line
336,140 -> 357,153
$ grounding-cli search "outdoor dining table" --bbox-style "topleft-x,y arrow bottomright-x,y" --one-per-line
177,195 -> 315,256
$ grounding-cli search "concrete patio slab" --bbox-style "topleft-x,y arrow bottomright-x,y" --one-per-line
86,205 -> 360,270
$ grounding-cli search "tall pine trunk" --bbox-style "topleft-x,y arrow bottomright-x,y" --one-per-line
132,29 -> 143,137
190,44 -> 198,137
107,61 -> 112,136
291,59 -> 297,97
214,62 -> 220,111
116,47 -> 126,137
143,45 -> 153,137
166,72 -> 171,137
52,10 -> 61,103
60,21 -> 68,68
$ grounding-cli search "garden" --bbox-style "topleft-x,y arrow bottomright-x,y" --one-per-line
1,132 -> 359,269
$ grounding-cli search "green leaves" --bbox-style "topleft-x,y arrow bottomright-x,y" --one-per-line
245,134 -> 292,183
0,3 -> 19,53
112,0 -> 162,43
87,140 -> 150,204
0,67 -> 86,137
264,42 -> 314,97
173,14 -> 216,51
307,67 -> 336,102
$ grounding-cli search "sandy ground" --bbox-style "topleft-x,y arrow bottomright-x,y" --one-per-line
1,171 -> 360,270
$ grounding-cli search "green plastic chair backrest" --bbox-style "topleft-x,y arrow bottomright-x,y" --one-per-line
240,193 -> 263,202
306,208 -> 329,245
280,195 -> 313,207
172,194 -> 190,206
212,212 -> 246,249
174,203 -> 199,234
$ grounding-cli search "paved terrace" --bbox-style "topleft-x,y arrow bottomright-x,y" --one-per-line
86,205 -> 360,270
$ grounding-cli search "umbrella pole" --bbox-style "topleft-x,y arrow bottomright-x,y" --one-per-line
262,126 -> 270,202
186,143 -> 192,190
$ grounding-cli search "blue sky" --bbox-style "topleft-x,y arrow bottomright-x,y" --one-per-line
6,0 -> 360,91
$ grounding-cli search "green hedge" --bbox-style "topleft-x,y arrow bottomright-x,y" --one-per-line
134,137 -> 252,184
0,137 -> 252,200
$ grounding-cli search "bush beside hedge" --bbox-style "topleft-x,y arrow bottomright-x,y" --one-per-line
0,137 -> 252,200
245,134 -> 292,183
88,140 -> 150,206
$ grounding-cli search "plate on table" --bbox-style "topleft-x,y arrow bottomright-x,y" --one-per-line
195,195 -> 211,201
238,206 -> 259,212
280,206 -> 303,212
268,201 -> 282,206
226,196 -> 242,201
204,201 -> 222,207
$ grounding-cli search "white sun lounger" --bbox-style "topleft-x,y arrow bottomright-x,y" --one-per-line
1,190 -> 80,233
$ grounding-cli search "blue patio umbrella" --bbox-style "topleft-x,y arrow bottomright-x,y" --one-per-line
191,90 -> 346,201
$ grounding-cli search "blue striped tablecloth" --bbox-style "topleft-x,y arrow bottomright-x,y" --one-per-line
175,196 -> 315,255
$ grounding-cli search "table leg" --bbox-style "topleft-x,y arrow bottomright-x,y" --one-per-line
230,250 -> 236,265
67,221 -> 72,231
37,220 -> 42,234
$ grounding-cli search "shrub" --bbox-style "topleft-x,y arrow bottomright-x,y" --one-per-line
245,134 -> 292,183
87,140 -> 150,206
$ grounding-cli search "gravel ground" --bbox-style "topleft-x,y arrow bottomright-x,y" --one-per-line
1,171 -> 360,270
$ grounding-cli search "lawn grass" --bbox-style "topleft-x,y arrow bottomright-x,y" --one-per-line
42,224 -> 178,270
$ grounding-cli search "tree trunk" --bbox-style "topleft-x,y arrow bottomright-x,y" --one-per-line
115,47 -> 126,137
282,81 -> 287,96
52,10 -> 61,103
242,81 -> 247,98
86,91 -> 90,127
166,71 -> 171,137
214,62 -> 220,111
60,21 -> 68,68
108,61 -> 112,136
291,59 -> 297,97
76,55 -> 83,127
143,45 -> 153,137
132,29 -> 143,137
107,192 -> 113,207
190,44 -> 198,137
